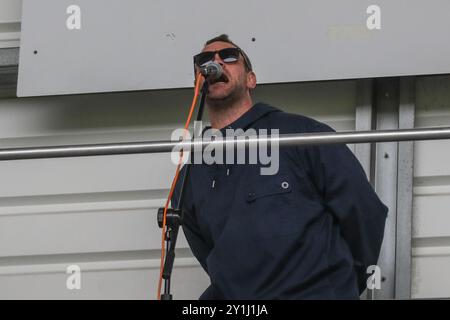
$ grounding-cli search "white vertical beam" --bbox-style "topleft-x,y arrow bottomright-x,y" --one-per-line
355,78 -> 374,300
374,78 -> 399,299
395,77 -> 415,298
355,79 -> 374,180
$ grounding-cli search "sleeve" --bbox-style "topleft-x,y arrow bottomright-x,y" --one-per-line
300,121 -> 388,294
171,166 -> 212,274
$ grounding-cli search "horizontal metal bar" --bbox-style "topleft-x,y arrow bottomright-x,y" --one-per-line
1,126 -> 450,161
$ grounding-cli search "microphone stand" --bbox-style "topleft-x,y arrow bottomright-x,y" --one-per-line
157,81 -> 208,300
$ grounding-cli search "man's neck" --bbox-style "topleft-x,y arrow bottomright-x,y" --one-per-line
208,98 -> 254,129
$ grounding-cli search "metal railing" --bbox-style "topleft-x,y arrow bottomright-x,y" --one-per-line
0,126 -> 450,161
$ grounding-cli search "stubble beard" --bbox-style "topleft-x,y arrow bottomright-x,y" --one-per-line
206,82 -> 247,111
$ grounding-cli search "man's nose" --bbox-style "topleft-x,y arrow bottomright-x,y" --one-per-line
212,52 -> 225,65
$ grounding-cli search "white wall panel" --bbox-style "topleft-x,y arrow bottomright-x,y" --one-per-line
0,257 -> 209,299
17,0 -> 450,96
412,255 -> 450,299
0,154 -> 175,197
413,188 -> 450,239
411,75 -> 450,299
0,199 -> 193,257
414,140 -> 450,178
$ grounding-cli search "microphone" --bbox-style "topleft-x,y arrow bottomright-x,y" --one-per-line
200,61 -> 223,80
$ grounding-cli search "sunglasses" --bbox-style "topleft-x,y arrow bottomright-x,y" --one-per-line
193,47 -> 251,70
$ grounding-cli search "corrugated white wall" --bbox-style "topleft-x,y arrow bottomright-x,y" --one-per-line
412,75 -> 450,299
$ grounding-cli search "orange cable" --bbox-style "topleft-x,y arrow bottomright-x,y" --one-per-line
157,73 -> 203,299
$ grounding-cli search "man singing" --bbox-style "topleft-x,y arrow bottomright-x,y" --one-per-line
172,34 -> 387,299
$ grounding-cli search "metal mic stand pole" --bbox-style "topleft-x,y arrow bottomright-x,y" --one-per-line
157,81 -> 208,300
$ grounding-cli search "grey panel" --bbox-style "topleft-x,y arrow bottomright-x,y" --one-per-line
373,78 -> 399,299
17,0 -> 450,96
395,77 -> 415,299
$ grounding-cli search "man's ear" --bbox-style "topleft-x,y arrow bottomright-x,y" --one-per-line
246,71 -> 257,90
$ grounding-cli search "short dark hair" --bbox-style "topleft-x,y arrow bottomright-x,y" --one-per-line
204,34 -> 253,72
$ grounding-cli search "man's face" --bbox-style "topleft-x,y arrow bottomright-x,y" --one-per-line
196,41 -> 256,105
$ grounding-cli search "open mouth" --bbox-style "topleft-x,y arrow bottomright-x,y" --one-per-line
209,74 -> 229,85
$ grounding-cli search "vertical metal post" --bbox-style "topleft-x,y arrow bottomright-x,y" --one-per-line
373,78 -> 400,299
355,79 -> 375,300
395,77 -> 415,298
355,79 -> 374,180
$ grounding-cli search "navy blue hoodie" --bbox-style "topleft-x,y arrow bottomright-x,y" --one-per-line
172,102 -> 388,299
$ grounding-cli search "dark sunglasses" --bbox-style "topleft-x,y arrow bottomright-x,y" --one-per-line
193,47 -> 251,70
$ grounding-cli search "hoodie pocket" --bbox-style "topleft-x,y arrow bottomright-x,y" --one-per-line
245,174 -> 306,239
